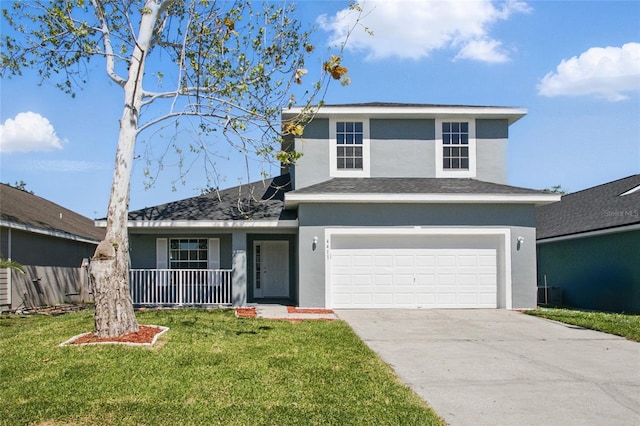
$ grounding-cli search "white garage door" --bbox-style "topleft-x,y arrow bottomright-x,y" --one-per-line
330,248 -> 497,309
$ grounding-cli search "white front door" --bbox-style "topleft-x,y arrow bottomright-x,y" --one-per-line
254,241 -> 289,298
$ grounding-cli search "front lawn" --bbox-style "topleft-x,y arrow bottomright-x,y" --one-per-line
525,308 -> 640,342
0,309 -> 444,425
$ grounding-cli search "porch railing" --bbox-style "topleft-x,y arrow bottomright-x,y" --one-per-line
129,269 -> 232,306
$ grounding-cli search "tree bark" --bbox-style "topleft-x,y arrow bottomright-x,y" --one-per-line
89,1 -> 161,337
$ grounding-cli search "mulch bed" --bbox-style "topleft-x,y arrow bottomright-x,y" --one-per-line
61,325 -> 168,346
287,306 -> 334,314
235,307 -> 257,318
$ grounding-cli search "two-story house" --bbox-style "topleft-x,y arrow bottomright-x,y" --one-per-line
106,103 -> 559,310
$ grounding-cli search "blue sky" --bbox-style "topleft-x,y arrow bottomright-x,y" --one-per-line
1,0 -> 639,219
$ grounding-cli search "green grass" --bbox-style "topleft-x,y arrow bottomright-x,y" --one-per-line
525,308 -> 640,342
0,309 -> 444,426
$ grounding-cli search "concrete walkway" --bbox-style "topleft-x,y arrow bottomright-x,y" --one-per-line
336,309 -> 640,426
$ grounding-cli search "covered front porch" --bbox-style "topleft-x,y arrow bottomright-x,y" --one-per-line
127,232 -> 297,307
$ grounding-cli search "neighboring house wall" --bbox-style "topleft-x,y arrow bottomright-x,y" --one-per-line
10,265 -> 92,310
537,230 -> 640,313
1,227 -> 95,268
0,268 -> 10,308
291,118 -> 510,190
0,227 -> 97,311
297,203 -> 537,309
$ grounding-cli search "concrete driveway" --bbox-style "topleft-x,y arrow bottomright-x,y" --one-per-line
336,309 -> 640,426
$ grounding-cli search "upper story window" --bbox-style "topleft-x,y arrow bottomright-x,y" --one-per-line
330,118 -> 370,177
336,121 -> 363,169
435,119 -> 476,178
442,122 -> 469,170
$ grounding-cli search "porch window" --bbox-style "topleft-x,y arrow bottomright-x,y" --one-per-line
156,238 -> 220,270
170,238 -> 209,269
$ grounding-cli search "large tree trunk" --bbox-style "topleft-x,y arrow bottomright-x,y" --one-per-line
89,1 -> 161,337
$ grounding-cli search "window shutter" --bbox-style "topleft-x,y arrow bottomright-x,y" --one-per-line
208,238 -> 220,269
156,238 -> 168,269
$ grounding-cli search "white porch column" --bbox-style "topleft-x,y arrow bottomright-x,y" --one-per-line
231,232 -> 247,306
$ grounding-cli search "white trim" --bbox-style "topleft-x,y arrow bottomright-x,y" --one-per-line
285,193 -> 560,208
208,238 -> 220,269
329,117 -> 370,178
537,223 -> 640,244
435,118 -> 476,178
620,184 -> 640,196
94,219 -> 299,229
0,220 -> 101,244
156,238 -> 168,269
284,105 -> 527,125
324,227 -> 512,309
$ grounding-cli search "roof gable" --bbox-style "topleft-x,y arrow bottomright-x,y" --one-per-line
536,175 -> 640,240
0,184 -> 104,242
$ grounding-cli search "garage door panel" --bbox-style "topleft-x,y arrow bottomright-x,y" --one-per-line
438,255 -> 457,267
330,246 -> 497,309
374,255 -> 393,266
416,255 -> 436,266
352,255 -> 373,267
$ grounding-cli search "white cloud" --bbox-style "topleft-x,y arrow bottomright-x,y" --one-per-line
454,39 -> 509,63
0,112 -> 66,153
318,0 -> 531,62
538,42 -> 640,101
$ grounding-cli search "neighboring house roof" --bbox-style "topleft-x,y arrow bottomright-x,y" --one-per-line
536,174 -> 640,241
0,183 -> 104,243
285,178 -> 559,208
125,174 -> 294,223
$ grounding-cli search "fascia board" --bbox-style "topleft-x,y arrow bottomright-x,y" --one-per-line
283,106 -> 527,125
95,219 -> 299,229
285,193 -> 561,208
1,219 -> 101,244
537,222 -> 640,244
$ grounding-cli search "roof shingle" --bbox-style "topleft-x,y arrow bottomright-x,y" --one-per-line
292,178 -> 547,195
127,174 -> 293,221
0,184 -> 104,241
536,175 -> 640,240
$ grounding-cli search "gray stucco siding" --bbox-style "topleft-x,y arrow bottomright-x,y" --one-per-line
129,233 -> 233,270
370,118 -> 435,140
537,230 -> 640,313
301,118 -> 329,139
476,119 -> 509,139
370,139 -> 435,177
476,139 -> 508,184
292,137 -> 330,190
297,203 -> 538,309
510,225 -> 538,309
298,203 -> 535,228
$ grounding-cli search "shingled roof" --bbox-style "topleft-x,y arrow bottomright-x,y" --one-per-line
127,174 -> 294,221
0,183 -> 104,242
536,175 -> 640,240
291,178 -> 547,195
